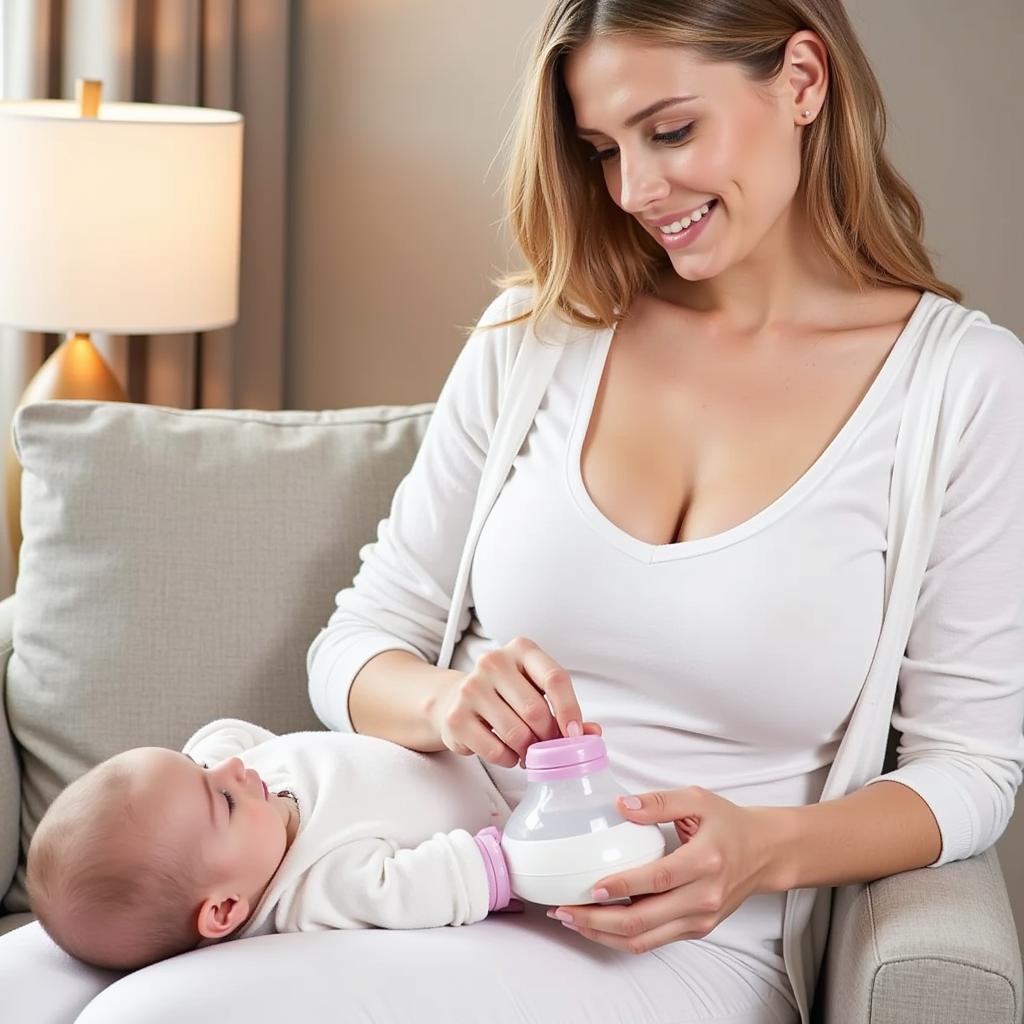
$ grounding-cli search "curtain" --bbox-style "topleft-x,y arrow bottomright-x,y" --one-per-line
0,0 -> 291,597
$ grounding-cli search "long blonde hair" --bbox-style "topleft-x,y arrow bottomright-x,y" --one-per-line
474,0 -> 961,338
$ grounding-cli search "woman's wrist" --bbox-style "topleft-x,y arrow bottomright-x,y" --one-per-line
746,805 -> 801,894
422,670 -> 467,748
347,650 -> 462,751
473,826 -> 512,911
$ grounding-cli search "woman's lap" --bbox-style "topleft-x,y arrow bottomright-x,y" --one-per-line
6,906 -> 797,1024
0,920 -> 123,1024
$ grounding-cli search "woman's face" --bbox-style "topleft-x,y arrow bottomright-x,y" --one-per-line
563,34 -> 819,283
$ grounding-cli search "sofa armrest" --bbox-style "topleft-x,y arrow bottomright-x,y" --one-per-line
819,845 -> 1022,1024
0,595 -> 18,904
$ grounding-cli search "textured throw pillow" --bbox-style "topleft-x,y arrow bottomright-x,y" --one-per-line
4,398 -> 431,912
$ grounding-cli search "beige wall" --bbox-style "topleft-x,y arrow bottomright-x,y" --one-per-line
285,0 -> 1024,947
285,0 -> 538,412
843,0 -> 1024,954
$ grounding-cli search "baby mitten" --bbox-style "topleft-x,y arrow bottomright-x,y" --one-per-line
472,826 -> 512,911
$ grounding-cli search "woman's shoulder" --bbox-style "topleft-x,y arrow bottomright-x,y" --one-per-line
459,286 -> 535,371
474,284 -> 536,333
932,295 -> 1024,436
939,296 -> 1024,391
473,283 -> 611,338
463,284 -> 605,376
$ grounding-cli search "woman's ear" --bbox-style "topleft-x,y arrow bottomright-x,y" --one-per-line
196,893 -> 250,939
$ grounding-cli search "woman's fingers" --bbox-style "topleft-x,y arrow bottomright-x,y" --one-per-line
678,815 -> 701,838
440,674 -> 522,766
461,657 -> 543,762
513,638 -> 586,738
493,674 -> 561,746
483,693 -> 545,763
442,636 -> 598,769
446,711 -> 520,767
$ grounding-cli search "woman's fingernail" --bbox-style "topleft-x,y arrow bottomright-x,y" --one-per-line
621,795 -> 642,809
592,887 -> 609,901
554,910 -> 574,923
566,721 -> 582,737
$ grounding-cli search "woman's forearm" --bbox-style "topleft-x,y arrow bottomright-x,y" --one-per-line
758,780 -> 943,892
347,649 -> 465,752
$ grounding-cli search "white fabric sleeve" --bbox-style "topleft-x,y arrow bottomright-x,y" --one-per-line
182,718 -> 278,764
306,286 -> 533,733
864,322 -> 1024,866
274,829 -> 492,930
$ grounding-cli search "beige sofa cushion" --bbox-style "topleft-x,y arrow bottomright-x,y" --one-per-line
4,399 -> 431,913
0,596 -> 17,904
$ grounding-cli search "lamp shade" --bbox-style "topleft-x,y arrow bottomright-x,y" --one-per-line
0,100 -> 243,334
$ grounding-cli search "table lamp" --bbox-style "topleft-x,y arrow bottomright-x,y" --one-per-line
0,79 -> 244,562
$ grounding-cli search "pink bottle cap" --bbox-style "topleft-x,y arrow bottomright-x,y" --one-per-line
524,735 -> 609,781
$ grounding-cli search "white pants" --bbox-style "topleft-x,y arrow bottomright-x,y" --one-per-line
0,906 -> 798,1024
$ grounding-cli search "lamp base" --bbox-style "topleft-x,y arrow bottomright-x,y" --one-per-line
4,333 -> 127,564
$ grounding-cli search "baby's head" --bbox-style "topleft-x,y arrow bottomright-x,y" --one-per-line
27,747 -> 291,971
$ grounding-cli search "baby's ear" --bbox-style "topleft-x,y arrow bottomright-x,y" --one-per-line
196,894 -> 250,940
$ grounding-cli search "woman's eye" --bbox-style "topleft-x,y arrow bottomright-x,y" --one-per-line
589,123 -> 695,163
221,790 -> 235,813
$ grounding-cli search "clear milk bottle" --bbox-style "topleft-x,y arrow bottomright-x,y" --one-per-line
500,734 -> 666,906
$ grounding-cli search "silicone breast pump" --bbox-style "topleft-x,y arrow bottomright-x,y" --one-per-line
500,734 -> 666,906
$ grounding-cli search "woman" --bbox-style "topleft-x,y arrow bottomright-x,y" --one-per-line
4,2 -> 1021,1022
307,1 -> 1024,1023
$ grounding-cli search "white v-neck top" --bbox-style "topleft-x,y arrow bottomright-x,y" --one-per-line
564,297 -> 924,563
308,287 -> 1024,1012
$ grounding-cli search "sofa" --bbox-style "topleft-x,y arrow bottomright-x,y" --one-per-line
0,399 -> 1020,1023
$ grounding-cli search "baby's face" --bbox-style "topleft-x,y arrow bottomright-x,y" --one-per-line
123,747 -> 294,917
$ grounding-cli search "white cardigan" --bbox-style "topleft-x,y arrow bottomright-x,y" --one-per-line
429,286 -> 1000,1024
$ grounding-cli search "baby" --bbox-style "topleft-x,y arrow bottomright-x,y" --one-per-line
26,718 -> 517,971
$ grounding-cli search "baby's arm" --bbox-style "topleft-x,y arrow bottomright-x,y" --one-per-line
274,827 -> 510,932
182,718 -> 278,765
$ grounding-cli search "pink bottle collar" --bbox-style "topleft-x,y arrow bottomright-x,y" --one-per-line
524,735 -> 609,781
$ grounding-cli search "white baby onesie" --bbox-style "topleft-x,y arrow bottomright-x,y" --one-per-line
183,719 -> 512,936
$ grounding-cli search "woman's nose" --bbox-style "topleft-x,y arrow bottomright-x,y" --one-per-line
618,154 -> 669,214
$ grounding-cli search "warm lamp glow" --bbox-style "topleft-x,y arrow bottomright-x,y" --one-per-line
63,335 -> 109,383
0,97 -> 244,333
0,80 -> 244,566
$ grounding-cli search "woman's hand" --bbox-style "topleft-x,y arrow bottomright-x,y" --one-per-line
429,635 -> 601,769
546,786 -> 782,954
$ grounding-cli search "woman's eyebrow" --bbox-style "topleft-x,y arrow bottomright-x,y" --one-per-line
576,95 -> 701,137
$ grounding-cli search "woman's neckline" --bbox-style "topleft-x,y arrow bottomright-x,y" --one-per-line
564,289 -> 937,564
